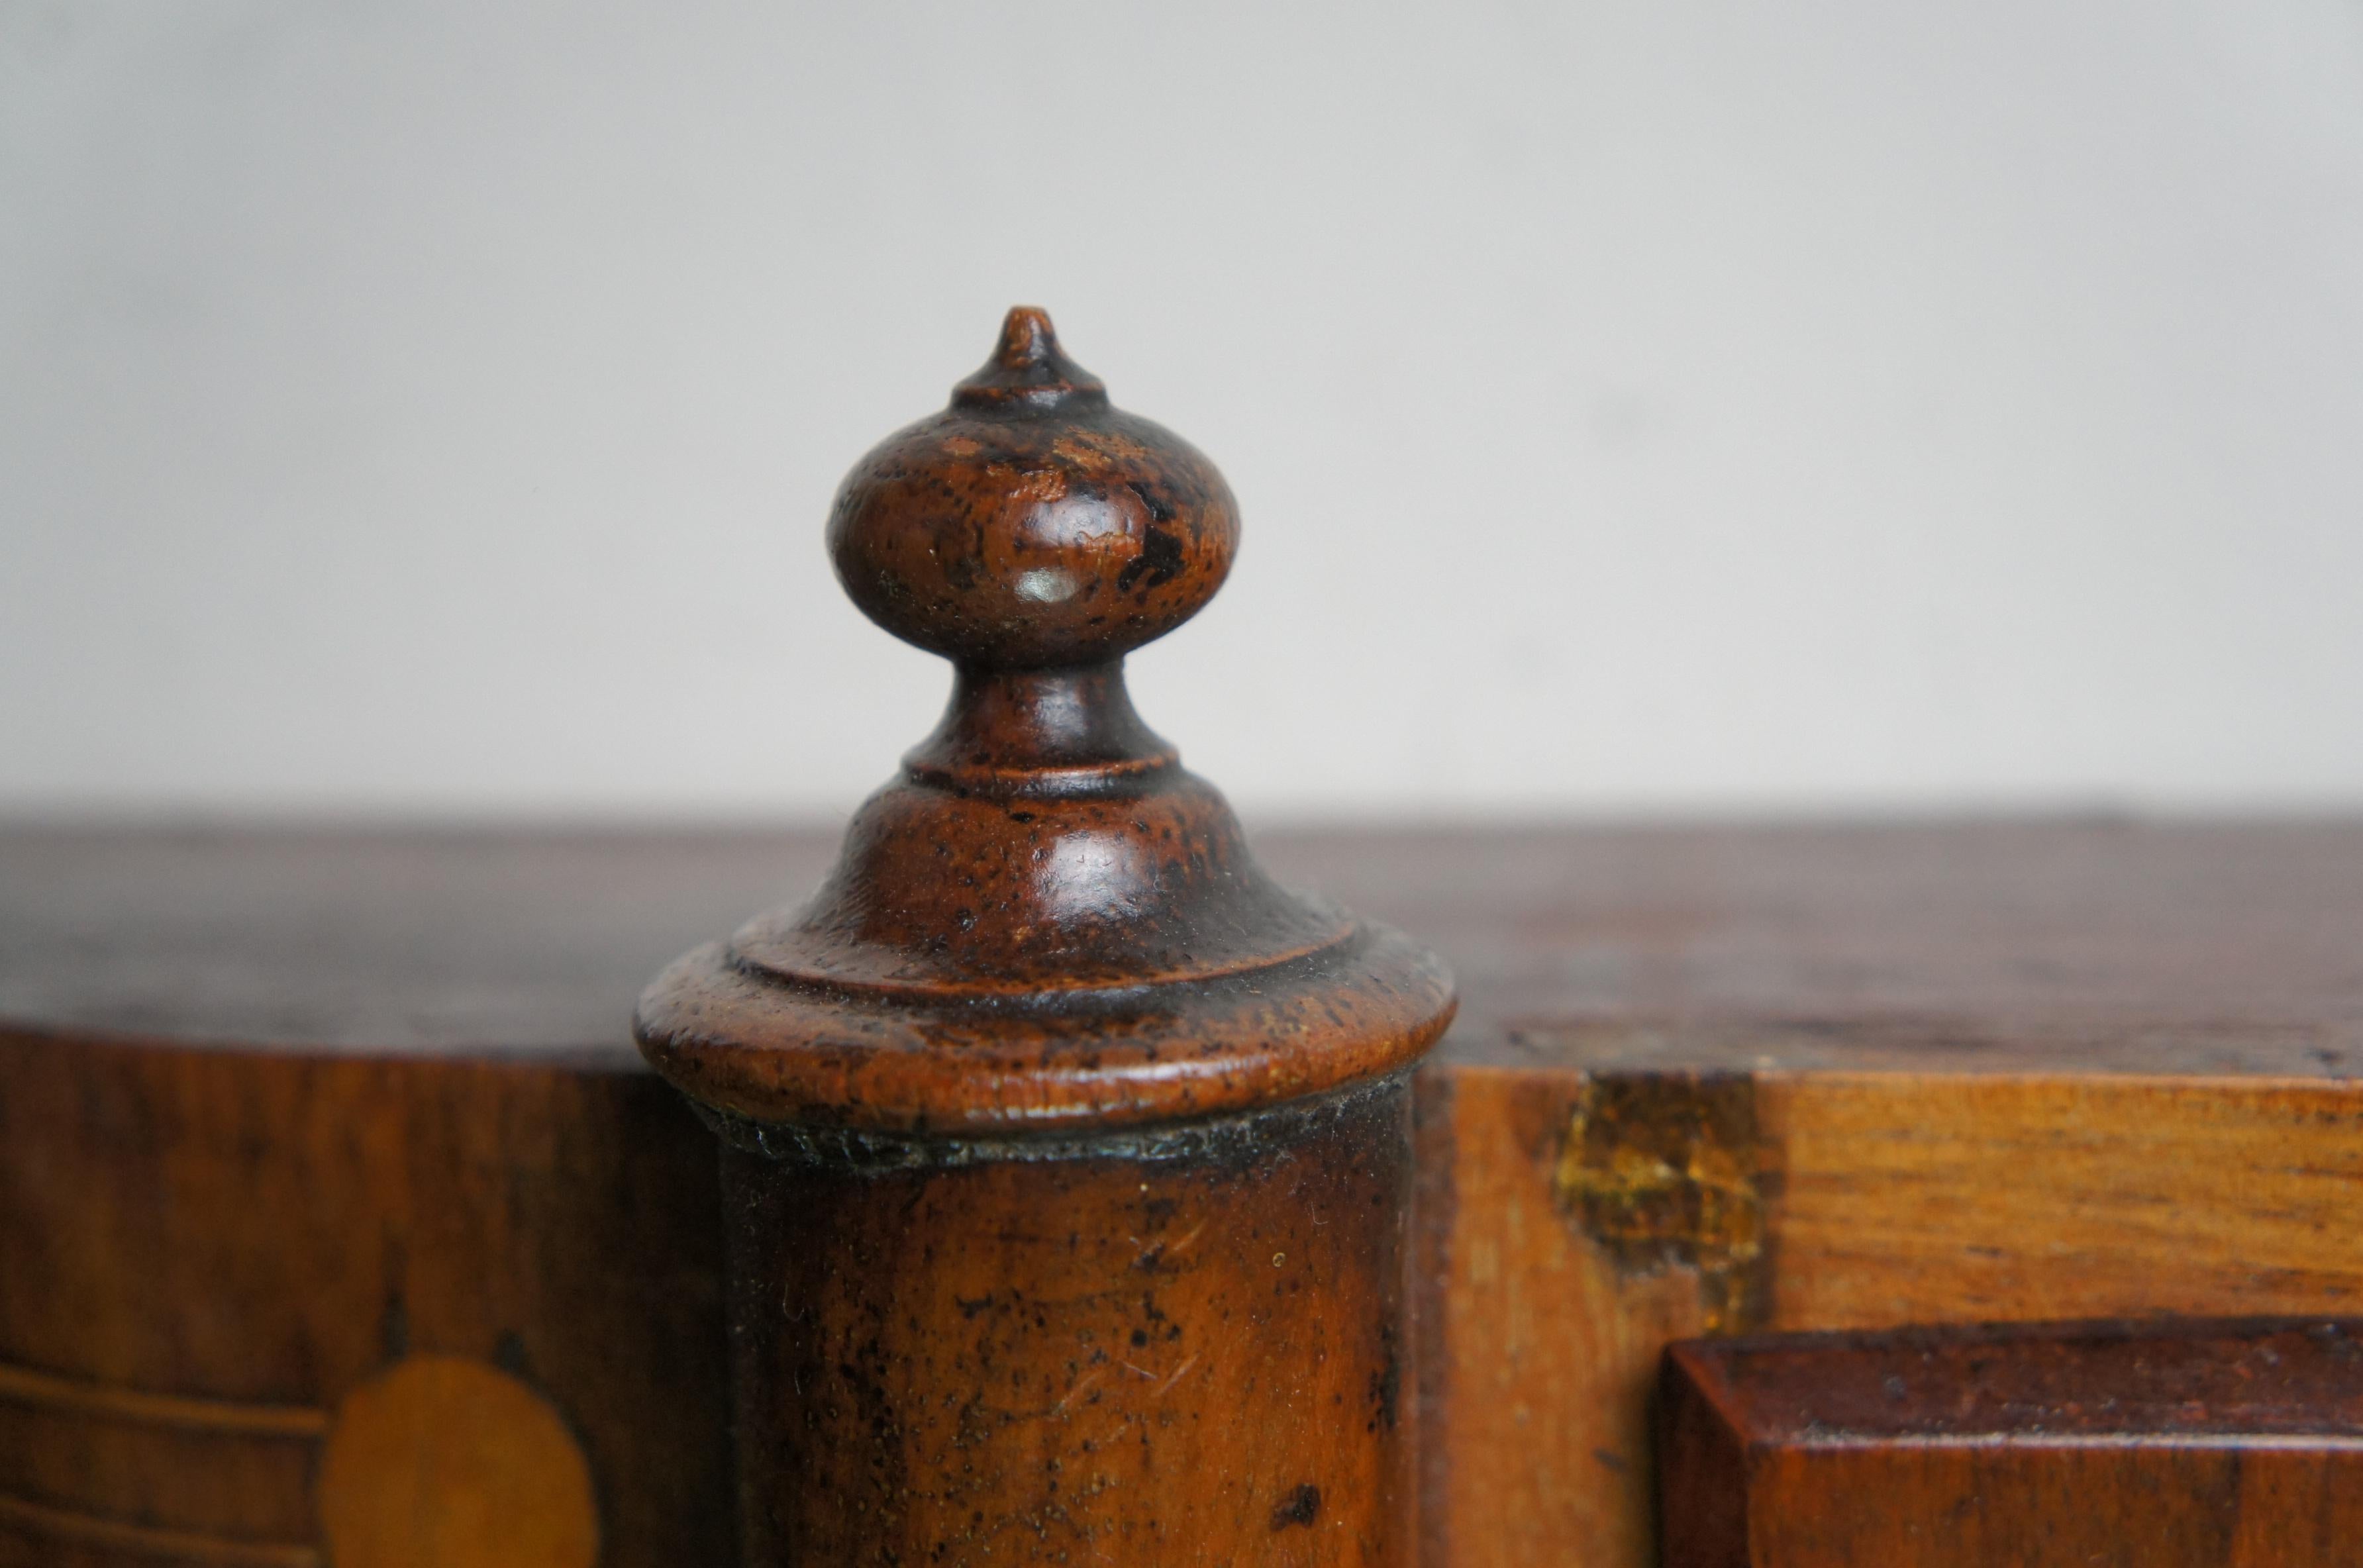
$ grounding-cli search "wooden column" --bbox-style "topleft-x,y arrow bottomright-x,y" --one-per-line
635,309 -> 1456,1567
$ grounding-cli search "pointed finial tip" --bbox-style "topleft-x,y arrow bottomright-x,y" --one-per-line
997,306 -> 1057,368
952,305 -> 1105,410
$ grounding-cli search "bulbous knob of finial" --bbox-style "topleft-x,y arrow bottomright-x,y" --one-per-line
827,307 -> 1239,671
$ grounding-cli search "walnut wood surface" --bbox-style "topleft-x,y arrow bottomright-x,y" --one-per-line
0,1030 -> 730,1568
1659,1318 -> 2363,1565
6,818 -> 2362,1567
6,819 -> 2358,1069
724,1085 -> 1413,1565
1417,1058 -> 2363,1568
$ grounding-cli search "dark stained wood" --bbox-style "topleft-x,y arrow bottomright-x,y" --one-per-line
633,309 -> 1455,1567
6,819 -> 2363,1566
1658,1318 -> 2363,1566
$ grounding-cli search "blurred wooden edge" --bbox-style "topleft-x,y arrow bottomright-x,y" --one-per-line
1656,1316 -> 2363,1566
1415,1059 -> 2363,1568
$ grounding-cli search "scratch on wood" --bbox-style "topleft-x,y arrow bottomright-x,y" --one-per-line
1153,1353 -> 1199,1398
1551,1073 -> 1774,1333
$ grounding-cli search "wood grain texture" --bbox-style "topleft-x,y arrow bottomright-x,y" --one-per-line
7,818 -> 2363,1567
726,1084 -> 1413,1567
0,1031 -> 730,1568
1419,1062 -> 2363,1568
1660,1318 -> 2363,1567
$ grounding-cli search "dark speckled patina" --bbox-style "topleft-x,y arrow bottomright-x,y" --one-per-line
727,1078 -> 1413,1567
635,308 -> 1454,1567
636,308 -> 1452,1136
826,309 -> 1238,672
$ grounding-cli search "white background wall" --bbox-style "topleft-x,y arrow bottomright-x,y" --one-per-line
5,1 -> 2360,820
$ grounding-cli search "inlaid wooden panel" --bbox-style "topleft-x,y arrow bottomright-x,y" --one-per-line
0,1032 -> 729,1567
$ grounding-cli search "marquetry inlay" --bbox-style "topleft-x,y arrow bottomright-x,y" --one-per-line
0,1353 -> 597,1567
317,1355 -> 599,1568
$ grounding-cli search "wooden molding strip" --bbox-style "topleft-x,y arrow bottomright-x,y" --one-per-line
0,1491 -> 321,1567
0,1359 -> 328,1439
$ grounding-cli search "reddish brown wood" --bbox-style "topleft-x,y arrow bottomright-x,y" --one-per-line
725,1088 -> 1411,1564
634,309 -> 1456,1567
0,1031 -> 730,1568
1658,1318 -> 2363,1566
638,311 -> 1449,1136
9,820 -> 2363,1566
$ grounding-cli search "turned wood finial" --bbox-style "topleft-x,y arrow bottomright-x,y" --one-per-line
635,308 -> 1450,1565
636,308 -> 1454,1140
